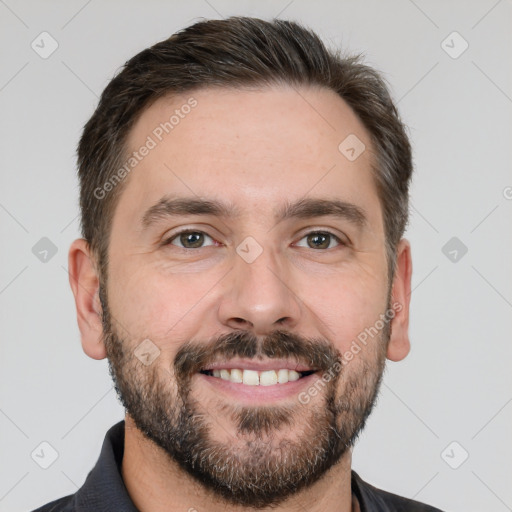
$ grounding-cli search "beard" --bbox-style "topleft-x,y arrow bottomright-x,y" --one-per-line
100,285 -> 389,508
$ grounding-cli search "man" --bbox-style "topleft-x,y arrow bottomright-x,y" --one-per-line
33,16 -> 444,512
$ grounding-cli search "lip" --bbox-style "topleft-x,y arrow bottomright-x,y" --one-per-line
201,358 -> 316,372
195,370 -> 320,404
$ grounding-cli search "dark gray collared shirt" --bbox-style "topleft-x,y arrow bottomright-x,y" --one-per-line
32,421 -> 444,512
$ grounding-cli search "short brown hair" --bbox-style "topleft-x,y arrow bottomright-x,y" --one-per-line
77,16 -> 413,282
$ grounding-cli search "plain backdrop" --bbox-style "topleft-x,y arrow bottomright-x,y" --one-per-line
1,1 -> 511,511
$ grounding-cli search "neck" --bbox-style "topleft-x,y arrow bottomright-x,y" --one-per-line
121,415 -> 355,512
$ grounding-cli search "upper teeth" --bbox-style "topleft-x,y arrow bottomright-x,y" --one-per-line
211,368 -> 302,385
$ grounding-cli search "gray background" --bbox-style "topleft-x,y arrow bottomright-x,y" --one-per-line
1,1 -> 511,511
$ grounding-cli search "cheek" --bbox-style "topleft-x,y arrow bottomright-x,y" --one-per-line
106,262 -> 222,345
302,271 -> 387,354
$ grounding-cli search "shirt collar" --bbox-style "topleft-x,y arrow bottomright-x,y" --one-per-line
71,420 -> 138,511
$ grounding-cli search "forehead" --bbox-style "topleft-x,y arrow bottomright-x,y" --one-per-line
116,85 -> 382,232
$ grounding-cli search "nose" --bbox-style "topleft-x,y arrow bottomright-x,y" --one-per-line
217,249 -> 302,335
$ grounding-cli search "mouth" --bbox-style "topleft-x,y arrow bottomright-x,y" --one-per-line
195,359 -> 321,403
199,368 -> 317,386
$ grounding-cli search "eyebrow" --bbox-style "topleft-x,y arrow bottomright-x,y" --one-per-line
141,195 -> 368,230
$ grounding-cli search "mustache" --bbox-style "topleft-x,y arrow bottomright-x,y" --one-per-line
174,329 -> 341,381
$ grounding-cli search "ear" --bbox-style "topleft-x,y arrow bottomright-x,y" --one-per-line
68,239 -> 107,360
386,238 -> 412,362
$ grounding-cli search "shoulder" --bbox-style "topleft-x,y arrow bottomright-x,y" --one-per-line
352,471 -> 445,512
30,494 -> 75,512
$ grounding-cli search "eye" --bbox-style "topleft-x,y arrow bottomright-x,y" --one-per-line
164,230 -> 216,249
295,231 -> 344,250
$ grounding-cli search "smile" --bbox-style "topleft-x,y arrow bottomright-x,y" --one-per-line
200,368 -> 317,386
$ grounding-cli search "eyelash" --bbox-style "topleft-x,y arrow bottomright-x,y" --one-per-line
162,229 -> 347,250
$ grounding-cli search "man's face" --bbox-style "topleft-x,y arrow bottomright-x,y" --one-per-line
101,85 -> 394,507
